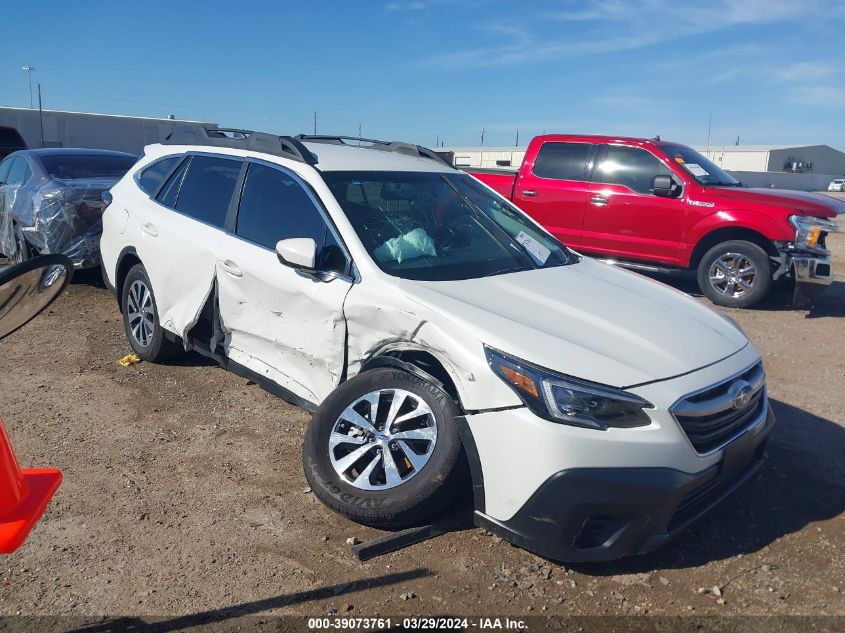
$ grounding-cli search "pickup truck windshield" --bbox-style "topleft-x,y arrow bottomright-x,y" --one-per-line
659,144 -> 741,187
323,171 -> 574,281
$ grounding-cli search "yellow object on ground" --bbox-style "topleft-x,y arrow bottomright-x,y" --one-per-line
117,353 -> 142,367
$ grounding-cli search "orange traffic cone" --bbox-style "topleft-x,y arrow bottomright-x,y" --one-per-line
0,418 -> 61,554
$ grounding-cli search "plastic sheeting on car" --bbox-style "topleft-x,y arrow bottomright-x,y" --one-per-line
0,178 -> 117,268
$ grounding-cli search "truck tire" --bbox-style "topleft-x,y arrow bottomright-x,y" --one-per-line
697,240 -> 771,308
303,367 -> 466,529
121,263 -> 182,362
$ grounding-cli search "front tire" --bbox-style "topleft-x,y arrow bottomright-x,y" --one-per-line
697,240 -> 772,308
121,263 -> 182,362
304,368 -> 466,529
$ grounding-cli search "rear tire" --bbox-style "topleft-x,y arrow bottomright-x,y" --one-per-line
121,263 -> 182,362
304,368 -> 466,529
697,240 -> 771,308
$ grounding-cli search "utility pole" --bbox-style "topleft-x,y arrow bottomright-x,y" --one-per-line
38,84 -> 45,148
313,111 -> 317,135
21,65 -> 35,108
358,122 -> 362,139
706,112 -> 712,156
515,129 -> 519,147
480,127 -> 485,147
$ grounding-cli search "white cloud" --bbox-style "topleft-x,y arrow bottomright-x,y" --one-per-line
423,0 -> 834,68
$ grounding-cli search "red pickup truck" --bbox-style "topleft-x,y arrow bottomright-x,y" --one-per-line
469,135 -> 842,308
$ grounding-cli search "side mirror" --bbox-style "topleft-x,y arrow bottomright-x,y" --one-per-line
275,238 -> 317,271
0,254 -> 73,340
651,175 -> 679,198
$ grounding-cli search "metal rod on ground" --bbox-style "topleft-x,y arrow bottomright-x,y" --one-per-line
350,512 -> 474,562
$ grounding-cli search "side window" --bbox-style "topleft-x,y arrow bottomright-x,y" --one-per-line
533,142 -> 592,181
175,155 -> 242,228
0,158 -> 14,184
236,163 -> 347,273
137,156 -> 181,196
593,145 -> 672,194
156,158 -> 190,208
6,158 -> 31,186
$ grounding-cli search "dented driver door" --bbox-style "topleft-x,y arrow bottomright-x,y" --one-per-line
215,161 -> 353,406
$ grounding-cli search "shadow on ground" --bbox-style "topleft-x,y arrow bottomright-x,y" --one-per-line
572,399 -> 845,575
61,569 -> 432,632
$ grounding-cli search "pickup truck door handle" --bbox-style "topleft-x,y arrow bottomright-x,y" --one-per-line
219,259 -> 243,278
140,222 -> 158,237
590,195 -> 609,207
521,189 -> 537,197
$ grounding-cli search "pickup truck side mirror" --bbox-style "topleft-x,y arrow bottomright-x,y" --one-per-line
276,238 -> 317,271
651,175 -> 680,198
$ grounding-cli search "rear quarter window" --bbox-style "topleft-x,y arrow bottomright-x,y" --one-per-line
137,156 -> 182,196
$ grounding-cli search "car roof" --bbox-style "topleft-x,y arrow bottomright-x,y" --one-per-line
301,141 -> 455,173
18,148 -> 137,159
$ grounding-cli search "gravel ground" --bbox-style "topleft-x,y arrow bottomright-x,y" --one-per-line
0,224 -> 843,625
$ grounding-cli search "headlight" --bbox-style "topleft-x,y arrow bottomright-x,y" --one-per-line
485,346 -> 653,430
789,215 -> 837,251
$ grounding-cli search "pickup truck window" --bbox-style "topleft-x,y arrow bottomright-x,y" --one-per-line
324,171 -> 573,281
659,143 -> 741,187
533,142 -> 591,181
593,145 -> 672,194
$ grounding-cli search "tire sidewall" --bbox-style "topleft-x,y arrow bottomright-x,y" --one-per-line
697,241 -> 771,308
304,368 -> 462,522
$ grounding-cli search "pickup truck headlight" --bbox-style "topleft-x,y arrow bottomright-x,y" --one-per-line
485,346 -> 653,430
789,215 -> 837,251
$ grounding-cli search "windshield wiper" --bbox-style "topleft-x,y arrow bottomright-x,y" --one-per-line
484,266 -> 529,277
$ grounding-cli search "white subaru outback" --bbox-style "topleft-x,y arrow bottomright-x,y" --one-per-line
100,128 -> 773,562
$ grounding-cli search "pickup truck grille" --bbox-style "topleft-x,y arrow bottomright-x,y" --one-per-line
671,362 -> 766,454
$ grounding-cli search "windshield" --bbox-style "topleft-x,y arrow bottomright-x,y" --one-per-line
323,171 -> 575,281
658,144 -> 741,187
42,154 -> 137,180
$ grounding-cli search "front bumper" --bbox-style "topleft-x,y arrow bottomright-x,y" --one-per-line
473,406 -> 774,563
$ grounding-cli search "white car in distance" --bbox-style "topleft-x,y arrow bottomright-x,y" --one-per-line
100,128 -> 773,562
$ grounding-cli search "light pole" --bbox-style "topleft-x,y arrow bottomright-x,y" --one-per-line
21,65 -> 35,109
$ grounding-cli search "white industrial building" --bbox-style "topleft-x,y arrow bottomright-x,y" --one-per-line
696,144 -> 845,175
440,143 -> 845,177
0,106 -> 217,155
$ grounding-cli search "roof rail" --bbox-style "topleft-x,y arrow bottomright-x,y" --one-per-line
162,126 -> 317,165
295,135 -> 453,168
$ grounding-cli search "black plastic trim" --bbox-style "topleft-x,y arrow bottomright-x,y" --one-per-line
163,126 -> 317,166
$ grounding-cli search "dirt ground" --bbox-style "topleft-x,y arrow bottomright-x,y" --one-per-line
1,218 -> 843,626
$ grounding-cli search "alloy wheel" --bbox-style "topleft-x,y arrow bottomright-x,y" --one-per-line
708,252 -> 757,299
328,389 -> 437,491
127,279 -> 155,347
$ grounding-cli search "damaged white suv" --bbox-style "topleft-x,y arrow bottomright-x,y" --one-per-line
100,128 -> 773,562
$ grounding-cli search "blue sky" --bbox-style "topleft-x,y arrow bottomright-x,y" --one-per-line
2,0 -> 843,149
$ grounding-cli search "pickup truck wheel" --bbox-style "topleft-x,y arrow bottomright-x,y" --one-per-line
121,263 -> 182,362
697,240 -> 771,308
303,368 -> 466,529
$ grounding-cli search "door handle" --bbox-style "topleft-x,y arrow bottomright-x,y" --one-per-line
219,259 -> 243,278
521,189 -> 537,197
140,222 -> 158,237
590,195 -> 608,207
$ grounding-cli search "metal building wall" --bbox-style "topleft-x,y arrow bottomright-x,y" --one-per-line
0,107 -> 216,155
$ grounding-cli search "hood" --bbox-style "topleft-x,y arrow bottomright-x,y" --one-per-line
705,186 -> 844,218
400,258 -> 748,389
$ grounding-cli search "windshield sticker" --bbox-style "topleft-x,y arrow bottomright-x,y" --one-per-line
684,163 -> 709,177
673,155 -> 685,164
515,231 -> 551,265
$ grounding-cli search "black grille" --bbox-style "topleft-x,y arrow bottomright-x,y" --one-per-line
673,363 -> 766,454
